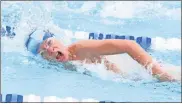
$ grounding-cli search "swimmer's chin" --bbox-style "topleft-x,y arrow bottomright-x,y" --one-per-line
56,56 -> 69,62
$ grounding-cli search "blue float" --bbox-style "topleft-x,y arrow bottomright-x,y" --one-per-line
115,35 -> 135,40
136,36 -> 151,49
98,33 -> 104,40
6,26 -> 11,34
105,34 -> 112,39
5,94 -> 23,103
89,33 -> 95,39
1,26 -> 16,38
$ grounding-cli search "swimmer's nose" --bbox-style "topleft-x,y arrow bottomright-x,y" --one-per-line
47,47 -> 54,56
47,47 -> 62,57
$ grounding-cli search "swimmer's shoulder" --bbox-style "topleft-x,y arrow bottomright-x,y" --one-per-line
68,39 -> 125,53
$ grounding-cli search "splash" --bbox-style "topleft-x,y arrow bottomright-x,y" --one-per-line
99,1 -> 181,20
151,37 -> 181,51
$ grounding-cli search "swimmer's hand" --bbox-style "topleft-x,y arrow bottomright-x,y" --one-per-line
152,64 -> 176,82
154,73 -> 175,82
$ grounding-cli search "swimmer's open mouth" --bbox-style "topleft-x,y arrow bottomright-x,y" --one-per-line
56,51 -> 63,60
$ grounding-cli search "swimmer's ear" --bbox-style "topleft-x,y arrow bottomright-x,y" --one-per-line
37,44 -> 42,54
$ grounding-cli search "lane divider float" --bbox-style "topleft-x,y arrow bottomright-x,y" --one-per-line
1,94 -> 114,103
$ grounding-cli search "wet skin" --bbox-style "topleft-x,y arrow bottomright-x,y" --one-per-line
38,38 -> 175,81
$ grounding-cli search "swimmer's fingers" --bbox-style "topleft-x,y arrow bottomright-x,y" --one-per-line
155,72 -> 176,82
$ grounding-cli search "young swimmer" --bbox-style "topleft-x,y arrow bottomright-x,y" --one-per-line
26,29 -> 175,82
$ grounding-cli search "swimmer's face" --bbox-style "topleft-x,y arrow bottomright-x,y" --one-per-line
38,38 -> 69,62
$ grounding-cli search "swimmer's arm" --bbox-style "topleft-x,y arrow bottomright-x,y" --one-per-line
79,39 -> 153,68
78,40 -> 174,81
122,40 -> 174,81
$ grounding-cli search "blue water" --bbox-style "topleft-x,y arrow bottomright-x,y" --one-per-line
1,1 -> 181,102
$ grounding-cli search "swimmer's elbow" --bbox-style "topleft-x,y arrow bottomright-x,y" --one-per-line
117,40 -> 138,54
125,40 -> 144,54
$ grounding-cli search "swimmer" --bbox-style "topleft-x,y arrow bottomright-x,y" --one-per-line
26,30 -> 175,82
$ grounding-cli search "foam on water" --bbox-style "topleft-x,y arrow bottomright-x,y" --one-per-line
99,1 -> 181,20
151,37 -> 181,51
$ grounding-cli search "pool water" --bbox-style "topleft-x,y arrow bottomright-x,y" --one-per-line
1,1 -> 181,102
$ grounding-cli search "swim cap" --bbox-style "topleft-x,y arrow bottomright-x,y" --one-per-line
25,29 -> 54,55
